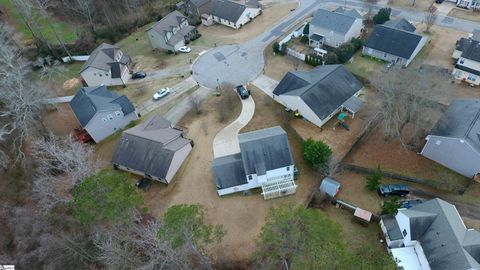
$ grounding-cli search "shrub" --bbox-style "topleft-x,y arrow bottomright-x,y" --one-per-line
273,42 -> 280,53
382,197 -> 400,215
324,52 -> 339,64
301,35 -> 309,43
279,44 -> 287,55
336,43 -> 355,63
350,37 -> 363,51
303,22 -> 310,36
373,8 -> 391,25
366,166 -> 382,190
302,139 -> 332,171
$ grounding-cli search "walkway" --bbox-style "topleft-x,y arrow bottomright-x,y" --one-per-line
212,95 -> 255,158
252,75 -> 279,97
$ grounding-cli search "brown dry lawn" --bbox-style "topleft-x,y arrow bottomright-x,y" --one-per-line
420,25 -> 467,69
388,0 -> 432,11
448,8 -> 480,22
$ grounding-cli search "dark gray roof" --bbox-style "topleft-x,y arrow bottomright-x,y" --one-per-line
149,11 -> 187,35
334,6 -> 362,19
310,33 -> 324,42
402,198 -> 480,270
384,18 -> 416,32
342,95 -> 363,113
166,25 -> 195,46
69,86 -> 135,127
190,0 -> 211,7
273,65 -> 363,121
238,126 -> 293,176
381,215 -> 403,241
311,8 -> 358,34
81,43 -> 129,73
472,29 -> 480,42
112,115 -> 191,181
210,0 -> 246,23
457,38 -> 480,62
212,153 -> 247,189
430,99 -> 480,152
364,25 -> 424,59
455,63 -> 480,76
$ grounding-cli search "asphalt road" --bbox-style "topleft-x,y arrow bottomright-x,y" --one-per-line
192,0 -> 479,88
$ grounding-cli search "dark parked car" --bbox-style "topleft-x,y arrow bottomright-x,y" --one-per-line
378,184 -> 410,197
235,85 -> 250,99
435,0 -> 444,3
131,71 -> 147,79
400,199 -> 423,209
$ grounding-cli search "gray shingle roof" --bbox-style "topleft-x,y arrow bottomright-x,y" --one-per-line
112,115 -> 191,181
311,8 -> 358,34
381,215 -> 403,241
238,126 -> 293,176
212,153 -> 247,189
149,11 -> 187,35
472,29 -> 480,42
457,38 -> 480,62
81,43 -> 129,73
334,6 -> 362,19
273,65 -> 363,121
69,86 -> 135,127
210,0 -> 246,23
364,25 -> 424,59
430,99 -> 480,152
402,198 -> 480,270
384,18 -> 416,32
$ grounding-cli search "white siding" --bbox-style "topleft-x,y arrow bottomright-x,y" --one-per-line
276,95 -> 325,127
85,111 -> 138,143
81,66 -> 128,87
213,7 -> 261,29
147,28 -> 175,51
343,18 -> 363,44
395,211 -> 412,246
165,143 -> 193,183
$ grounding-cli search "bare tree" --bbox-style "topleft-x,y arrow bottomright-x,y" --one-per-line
189,93 -> 203,114
216,82 -> 238,123
31,133 -> 100,211
424,3 -> 438,33
364,0 -> 379,23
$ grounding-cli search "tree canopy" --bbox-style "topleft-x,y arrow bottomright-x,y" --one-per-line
373,8 -> 391,25
302,139 -> 332,172
69,170 -> 143,225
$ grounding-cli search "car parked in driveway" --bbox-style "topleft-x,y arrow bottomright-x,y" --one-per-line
378,184 -> 410,197
178,46 -> 191,53
131,71 -> 147,79
153,87 -> 170,100
235,85 -> 250,99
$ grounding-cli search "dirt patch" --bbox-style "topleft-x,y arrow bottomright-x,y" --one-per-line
142,90 -> 320,262
421,25 -> 467,69
63,78 -> 82,93
448,8 -> 480,22
197,2 -> 298,45
264,53 -> 313,81
42,104 -> 80,137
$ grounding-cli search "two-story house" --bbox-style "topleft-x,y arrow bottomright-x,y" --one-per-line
308,8 -> 363,49
80,43 -> 131,87
455,0 -> 480,9
380,198 -> 480,270
212,126 -> 297,199
112,115 -> 193,184
452,32 -> 480,86
147,11 -> 198,52
69,85 -> 138,143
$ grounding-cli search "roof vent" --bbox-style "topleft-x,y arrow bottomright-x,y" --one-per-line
441,243 -> 446,247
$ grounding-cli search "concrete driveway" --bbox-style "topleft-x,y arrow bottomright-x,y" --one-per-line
126,65 -> 191,85
212,94 -> 255,158
251,75 -> 279,97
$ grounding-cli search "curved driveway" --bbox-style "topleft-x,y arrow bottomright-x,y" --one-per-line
212,95 -> 255,158
192,0 -> 479,88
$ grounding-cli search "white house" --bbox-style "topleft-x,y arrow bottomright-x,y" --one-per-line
363,24 -> 427,67
455,0 -> 480,9
309,7 -> 363,48
80,43 -> 131,87
380,198 -> 480,270
69,86 -> 138,143
272,65 -> 364,128
452,32 -> 480,86
147,11 -> 198,52
202,0 -> 261,29
212,126 -> 297,200
421,99 -> 480,179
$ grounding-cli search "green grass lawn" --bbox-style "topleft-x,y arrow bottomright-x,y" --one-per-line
344,52 -> 385,79
0,0 -> 78,43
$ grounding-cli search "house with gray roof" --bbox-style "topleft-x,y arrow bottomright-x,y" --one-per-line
452,32 -> 480,86
184,0 -> 213,21
272,65 -> 364,128
147,11 -> 198,52
212,126 -> 297,199
70,85 -> 138,143
81,43 -> 131,87
309,8 -> 363,48
384,18 -> 416,32
363,24 -> 427,67
112,115 -> 192,184
421,99 -> 480,179
380,198 -> 480,270
201,0 -> 261,29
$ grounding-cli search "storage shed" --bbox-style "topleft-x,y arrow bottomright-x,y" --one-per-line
319,177 -> 341,198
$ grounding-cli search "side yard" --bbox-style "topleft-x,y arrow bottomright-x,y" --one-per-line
448,8 -> 480,22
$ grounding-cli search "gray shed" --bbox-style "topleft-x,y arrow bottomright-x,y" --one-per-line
319,177 -> 341,198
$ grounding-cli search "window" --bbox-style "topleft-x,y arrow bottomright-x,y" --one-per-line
367,48 -> 373,55
105,73 -> 109,76
107,114 -> 114,121
94,73 -> 97,76
286,166 -> 290,171
99,74 -> 103,77
102,118 -> 107,122
459,59 -> 465,64
383,53 -> 387,58
468,74 -> 477,81
248,175 -> 253,180
402,229 -> 407,237
115,111 -> 122,116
